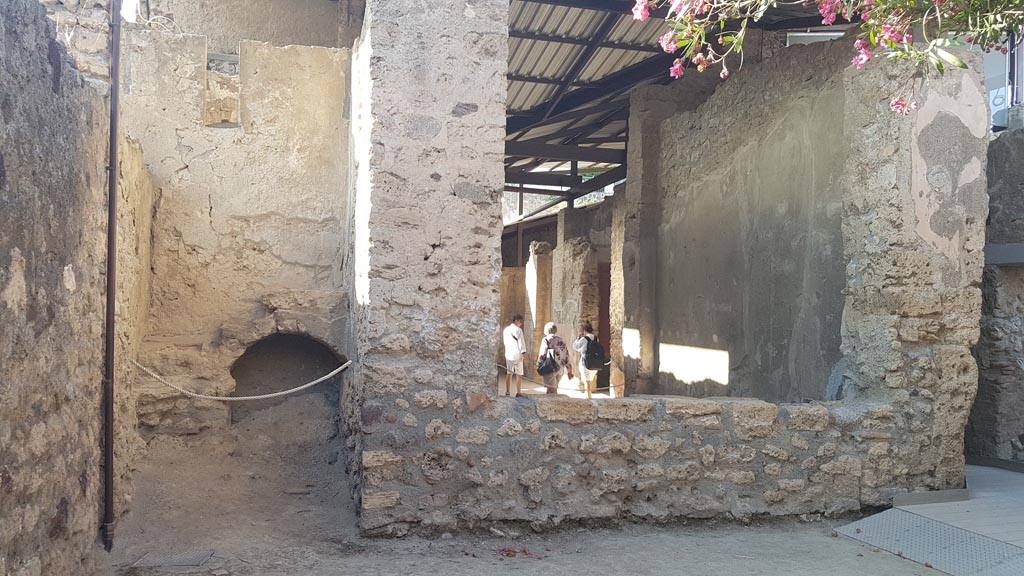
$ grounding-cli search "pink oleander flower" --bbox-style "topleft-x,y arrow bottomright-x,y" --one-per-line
879,24 -> 913,45
669,0 -> 687,16
632,0 -> 650,20
818,0 -> 840,26
670,59 -> 685,79
889,98 -> 918,116
720,68 -> 730,80
854,39 -> 868,51
659,31 -> 677,53
852,50 -> 871,69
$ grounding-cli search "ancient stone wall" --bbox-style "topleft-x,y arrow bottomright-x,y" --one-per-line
39,0 -> 113,86
349,39 -> 986,534
967,129 -> 1024,462
144,0 -> 349,53
654,47 -> 848,402
551,203 -> 612,385
1,0 -> 155,572
120,31 -> 351,435
346,0 -> 507,533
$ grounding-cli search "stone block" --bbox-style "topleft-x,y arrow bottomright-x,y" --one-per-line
704,469 -> 756,485
762,445 -> 790,461
686,415 -> 723,429
783,404 -> 831,431
415,390 -> 449,409
425,419 -> 452,440
597,398 -> 654,422
535,397 -> 596,424
700,445 -> 716,467
362,451 -> 403,468
779,479 -> 806,492
634,435 -> 672,459
666,462 -> 701,482
497,418 -> 523,437
664,397 -> 722,418
596,432 -> 632,454
543,429 -> 569,450
456,427 -> 491,445
724,399 -> 778,440
363,491 -> 401,510
466,391 -> 487,413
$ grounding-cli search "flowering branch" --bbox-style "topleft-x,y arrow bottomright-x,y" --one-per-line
634,0 -> 1024,111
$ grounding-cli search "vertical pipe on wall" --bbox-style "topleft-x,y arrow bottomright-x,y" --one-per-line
1009,31 -> 1020,109
102,0 -> 124,553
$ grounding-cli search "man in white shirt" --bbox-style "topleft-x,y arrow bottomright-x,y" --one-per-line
502,314 -> 527,396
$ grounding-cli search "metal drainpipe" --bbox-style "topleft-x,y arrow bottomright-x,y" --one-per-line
1009,31 -> 1020,109
102,0 -> 124,553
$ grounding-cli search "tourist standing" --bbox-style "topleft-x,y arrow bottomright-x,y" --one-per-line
573,320 -> 599,399
502,314 -> 527,396
538,322 -> 573,394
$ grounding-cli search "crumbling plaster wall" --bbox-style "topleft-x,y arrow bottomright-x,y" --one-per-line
144,0 -> 350,53
120,31 -> 351,435
1,0 -> 155,572
345,20 -> 986,534
967,129 -> 1024,462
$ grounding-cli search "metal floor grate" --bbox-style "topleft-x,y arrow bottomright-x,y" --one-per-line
132,550 -> 215,567
838,509 -> 1024,576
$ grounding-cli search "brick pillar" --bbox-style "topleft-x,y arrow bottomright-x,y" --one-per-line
349,0 -> 507,533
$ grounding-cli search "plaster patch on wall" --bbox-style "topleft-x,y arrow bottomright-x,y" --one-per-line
62,264 -> 77,292
2,248 -> 27,316
910,72 -> 988,262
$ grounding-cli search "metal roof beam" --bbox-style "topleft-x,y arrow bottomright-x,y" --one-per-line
505,172 -> 584,187
503,185 -> 573,196
507,74 -> 598,88
542,13 -> 619,122
518,108 -> 629,142
507,53 -> 674,134
517,164 -> 627,221
505,141 -> 626,163
510,30 -> 660,53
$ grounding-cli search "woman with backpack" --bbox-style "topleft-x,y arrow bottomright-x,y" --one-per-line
573,320 -> 599,399
537,322 -> 573,394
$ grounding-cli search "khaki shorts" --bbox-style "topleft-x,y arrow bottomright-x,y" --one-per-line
505,359 -> 524,375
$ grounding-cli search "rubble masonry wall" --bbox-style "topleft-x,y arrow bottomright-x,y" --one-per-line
351,39 -> 989,534
967,129 -> 1024,462
120,31 -> 351,436
1,0 -> 155,572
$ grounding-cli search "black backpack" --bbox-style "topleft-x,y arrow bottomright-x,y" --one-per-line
537,338 -> 558,376
583,336 -> 606,370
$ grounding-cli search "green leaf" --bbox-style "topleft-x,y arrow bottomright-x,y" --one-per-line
934,47 -> 968,68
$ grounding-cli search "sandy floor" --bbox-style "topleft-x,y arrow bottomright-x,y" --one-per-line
103,392 -> 940,576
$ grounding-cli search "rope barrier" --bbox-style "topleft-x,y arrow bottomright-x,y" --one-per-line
132,359 -> 352,402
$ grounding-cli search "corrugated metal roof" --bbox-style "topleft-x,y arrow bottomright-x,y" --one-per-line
505,0 -> 828,213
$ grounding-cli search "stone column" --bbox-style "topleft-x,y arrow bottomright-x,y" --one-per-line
526,241 -> 553,369
613,86 -> 679,395
349,0 -> 507,533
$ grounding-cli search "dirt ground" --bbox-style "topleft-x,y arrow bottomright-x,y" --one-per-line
102,392 -> 940,576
